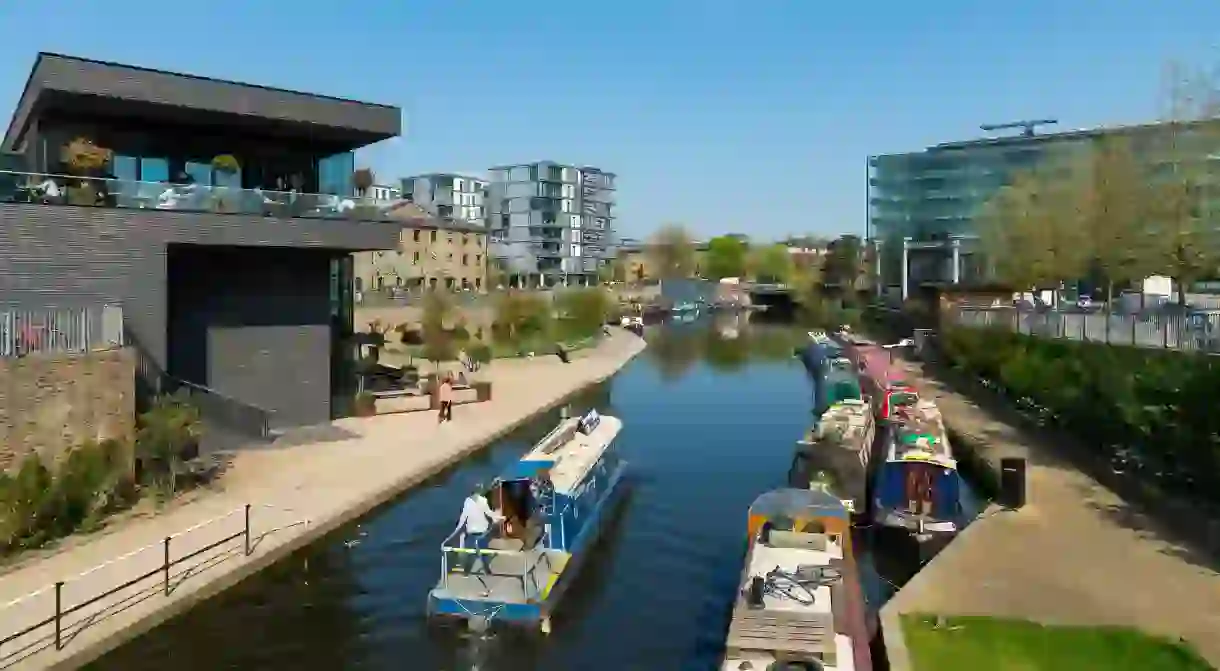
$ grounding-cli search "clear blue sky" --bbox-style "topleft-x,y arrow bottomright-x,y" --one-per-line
2,1 -> 1219,241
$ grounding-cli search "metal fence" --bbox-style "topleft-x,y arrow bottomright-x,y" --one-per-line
0,305 -> 123,357
948,307 -> 1220,352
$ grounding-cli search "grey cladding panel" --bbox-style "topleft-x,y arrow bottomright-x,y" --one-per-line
208,325 -> 331,427
32,54 -> 402,137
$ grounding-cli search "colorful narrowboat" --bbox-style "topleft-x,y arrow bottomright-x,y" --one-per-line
721,488 -> 874,671
428,409 -> 628,633
871,397 -> 965,541
793,399 -> 875,514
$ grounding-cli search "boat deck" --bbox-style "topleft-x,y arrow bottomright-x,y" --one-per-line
429,545 -> 567,611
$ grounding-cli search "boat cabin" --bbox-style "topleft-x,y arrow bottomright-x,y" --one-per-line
723,489 -> 872,671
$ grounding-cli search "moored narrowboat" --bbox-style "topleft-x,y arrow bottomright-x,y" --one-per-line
427,409 -> 628,633
793,399 -> 874,514
871,396 -> 965,542
721,488 -> 874,671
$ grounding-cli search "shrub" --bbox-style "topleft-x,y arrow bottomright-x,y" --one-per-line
493,291 -> 552,343
554,288 -> 611,341
469,342 -> 492,365
941,326 -> 1220,503
136,394 -> 203,497
422,330 -> 457,369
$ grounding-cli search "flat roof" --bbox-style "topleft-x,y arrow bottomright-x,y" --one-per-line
488,161 -> 616,177
3,52 -> 402,151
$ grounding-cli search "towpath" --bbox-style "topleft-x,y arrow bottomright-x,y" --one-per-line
880,356 -> 1220,669
0,331 -> 645,670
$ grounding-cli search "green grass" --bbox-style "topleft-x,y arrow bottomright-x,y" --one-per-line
902,615 -> 1214,671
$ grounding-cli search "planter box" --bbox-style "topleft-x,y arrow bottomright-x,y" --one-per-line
474,381 -> 492,402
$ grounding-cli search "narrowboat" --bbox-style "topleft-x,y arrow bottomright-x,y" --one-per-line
721,488 -> 874,671
427,409 -> 627,633
871,396 -> 965,542
793,399 -> 875,514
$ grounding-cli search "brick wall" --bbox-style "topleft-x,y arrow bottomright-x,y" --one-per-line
0,348 -> 136,471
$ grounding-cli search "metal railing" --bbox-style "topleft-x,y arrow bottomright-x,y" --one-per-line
0,305 -> 123,357
439,528 -> 555,605
165,377 -> 273,441
0,504 -> 308,663
0,169 -> 396,223
948,307 -> 1220,352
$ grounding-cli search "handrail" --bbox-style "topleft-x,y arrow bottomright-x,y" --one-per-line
0,504 -> 309,656
164,375 -> 274,441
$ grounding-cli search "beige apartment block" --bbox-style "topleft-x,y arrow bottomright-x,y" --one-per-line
353,202 -> 488,294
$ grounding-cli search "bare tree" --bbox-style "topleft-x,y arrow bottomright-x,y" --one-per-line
646,223 -> 698,279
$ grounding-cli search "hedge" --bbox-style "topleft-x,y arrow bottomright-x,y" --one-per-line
939,326 -> 1220,505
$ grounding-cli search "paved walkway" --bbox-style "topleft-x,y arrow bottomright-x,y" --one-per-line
881,357 -> 1220,670
0,332 -> 645,670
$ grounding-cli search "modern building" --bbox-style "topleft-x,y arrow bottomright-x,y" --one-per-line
0,52 -> 403,432
486,161 -> 615,286
402,173 -> 486,224
366,182 -> 402,207
870,119 -> 1220,300
352,202 -> 488,295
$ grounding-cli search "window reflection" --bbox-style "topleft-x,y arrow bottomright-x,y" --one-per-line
318,152 -> 354,196
138,158 -> 169,201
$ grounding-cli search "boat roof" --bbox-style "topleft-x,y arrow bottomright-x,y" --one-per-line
888,401 -> 956,467
749,488 -> 849,522
512,414 -> 622,493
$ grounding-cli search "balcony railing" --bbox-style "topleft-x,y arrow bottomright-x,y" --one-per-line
0,170 -> 399,223
0,305 -> 124,357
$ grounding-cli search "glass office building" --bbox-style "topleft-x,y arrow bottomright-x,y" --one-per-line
868,120 -> 1220,298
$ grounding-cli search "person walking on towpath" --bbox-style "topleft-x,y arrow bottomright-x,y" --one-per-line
437,373 -> 455,424
453,483 -> 505,596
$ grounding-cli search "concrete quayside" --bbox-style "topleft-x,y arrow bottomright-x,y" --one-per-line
0,332 -> 646,670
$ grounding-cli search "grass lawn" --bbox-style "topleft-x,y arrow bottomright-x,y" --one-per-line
902,615 -> 1214,671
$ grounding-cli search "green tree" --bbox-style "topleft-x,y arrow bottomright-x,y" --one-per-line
1076,136 -> 1156,304
1145,62 -> 1220,304
646,223 -> 698,279
747,243 -> 795,284
704,235 -> 748,279
554,287 -> 611,340
493,291 -> 551,343
821,235 -> 864,293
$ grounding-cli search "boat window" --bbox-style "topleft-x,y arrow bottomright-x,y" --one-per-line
767,515 -> 795,532
904,462 -> 937,516
797,519 -> 826,534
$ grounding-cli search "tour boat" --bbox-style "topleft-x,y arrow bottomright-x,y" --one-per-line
427,409 -> 627,633
871,396 -> 965,542
721,488 -> 874,671
792,399 -> 874,514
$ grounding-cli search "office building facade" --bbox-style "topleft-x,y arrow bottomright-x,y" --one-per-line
486,161 -> 615,286
868,120 -> 1220,299
402,173 -> 486,224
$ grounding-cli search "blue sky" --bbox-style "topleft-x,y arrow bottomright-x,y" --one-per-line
2,1 -> 1219,241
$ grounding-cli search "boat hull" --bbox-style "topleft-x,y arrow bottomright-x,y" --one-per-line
427,462 -> 630,629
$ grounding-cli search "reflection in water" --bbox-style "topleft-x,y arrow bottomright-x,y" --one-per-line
88,320 -> 941,671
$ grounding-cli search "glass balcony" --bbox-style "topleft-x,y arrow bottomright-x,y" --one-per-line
0,170 -> 398,223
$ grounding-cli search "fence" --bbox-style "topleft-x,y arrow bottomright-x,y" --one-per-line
0,305 -> 123,357
947,307 -> 1220,353
0,504 -> 308,664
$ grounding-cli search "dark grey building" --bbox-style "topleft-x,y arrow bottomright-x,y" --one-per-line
0,53 -> 403,433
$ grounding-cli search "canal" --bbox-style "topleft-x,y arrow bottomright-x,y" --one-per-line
88,318 -> 954,670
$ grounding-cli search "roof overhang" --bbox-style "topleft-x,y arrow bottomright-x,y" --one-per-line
3,53 -> 401,153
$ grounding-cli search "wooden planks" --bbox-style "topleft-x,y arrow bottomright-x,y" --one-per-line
726,605 -> 834,655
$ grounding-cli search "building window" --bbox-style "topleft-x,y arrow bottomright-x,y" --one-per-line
413,251 -> 420,264
475,278 -> 482,290
448,233 -> 454,243
462,254 -> 469,266
413,230 -> 421,242
355,277 -> 363,292
430,230 -> 437,242
476,254 -> 482,264
463,234 -> 469,245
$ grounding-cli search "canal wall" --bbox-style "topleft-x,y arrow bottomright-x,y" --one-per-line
0,332 -> 646,670
878,354 -> 1220,670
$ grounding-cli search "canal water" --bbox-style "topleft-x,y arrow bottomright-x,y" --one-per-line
88,318 -> 967,671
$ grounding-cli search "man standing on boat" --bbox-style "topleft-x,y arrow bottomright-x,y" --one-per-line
454,483 -> 504,596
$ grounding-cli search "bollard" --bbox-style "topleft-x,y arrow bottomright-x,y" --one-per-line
244,504 -> 252,556
54,581 -> 63,650
163,536 -> 171,596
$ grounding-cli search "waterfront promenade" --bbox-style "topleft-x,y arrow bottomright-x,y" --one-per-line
879,356 -> 1220,670
0,331 -> 646,670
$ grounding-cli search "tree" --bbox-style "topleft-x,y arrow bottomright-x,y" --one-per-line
821,235 -> 864,293
746,243 -> 794,284
646,223 -> 697,279
353,168 -> 376,198
1075,136 -> 1155,304
703,235 -> 748,279
977,166 -> 1091,291
554,287 -> 611,340
1144,62 -> 1220,304
61,137 -> 112,175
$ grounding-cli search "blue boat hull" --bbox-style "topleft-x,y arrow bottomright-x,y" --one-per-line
427,462 -> 631,627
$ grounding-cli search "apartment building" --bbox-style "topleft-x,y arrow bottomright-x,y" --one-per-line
402,173 -> 486,224
353,202 -> 488,295
486,161 -> 615,287
366,183 -> 402,207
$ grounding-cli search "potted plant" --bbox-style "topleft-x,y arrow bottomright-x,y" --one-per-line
60,137 -> 113,206
353,392 -> 378,417
210,154 -> 241,211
